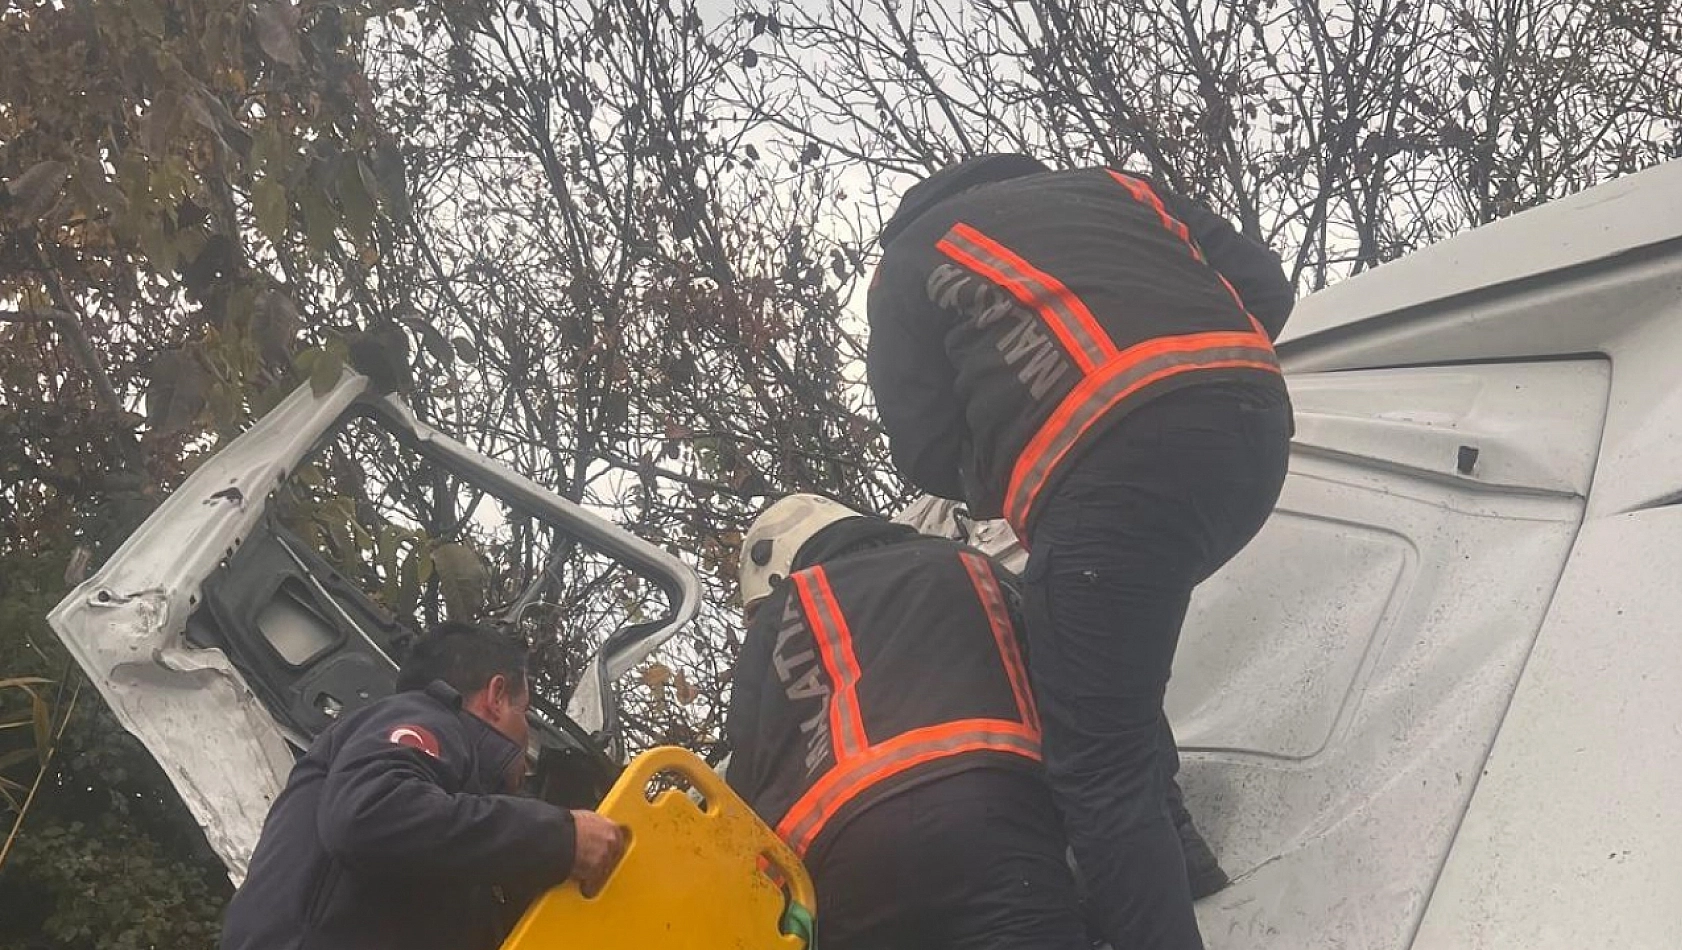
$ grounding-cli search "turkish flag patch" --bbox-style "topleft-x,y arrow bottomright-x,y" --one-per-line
387,724 -> 441,759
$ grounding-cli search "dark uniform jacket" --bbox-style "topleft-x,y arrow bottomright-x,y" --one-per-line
220,682 -> 576,950
725,520 -> 1042,863
867,165 -> 1295,536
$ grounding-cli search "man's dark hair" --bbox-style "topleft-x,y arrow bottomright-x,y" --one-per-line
395,620 -> 529,697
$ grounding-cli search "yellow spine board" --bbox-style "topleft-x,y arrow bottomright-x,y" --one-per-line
501,746 -> 815,950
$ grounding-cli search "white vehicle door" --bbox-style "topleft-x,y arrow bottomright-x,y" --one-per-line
48,372 -> 702,880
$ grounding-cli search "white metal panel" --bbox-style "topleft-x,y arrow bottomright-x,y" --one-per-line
1412,507 -> 1682,949
1280,158 -> 1682,347
1277,172 -> 1682,519
1183,462 -> 1580,950
902,359 -> 1611,950
1579,304 -> 1682,517
1280,249 -> 1682,375
46,374 -> 371,881
1289,362 -> 1606,497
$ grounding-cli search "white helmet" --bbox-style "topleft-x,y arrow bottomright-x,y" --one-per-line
738,493 -> 866,608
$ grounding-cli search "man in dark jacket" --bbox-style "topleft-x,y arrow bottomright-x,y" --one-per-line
221,621 -> 626,950
726,493 -> 1087,950
867,155 -> 1295,950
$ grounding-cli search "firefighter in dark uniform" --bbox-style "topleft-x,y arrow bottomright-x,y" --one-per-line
220,621 -> 626,950
725,493 -> 1088,950
866,155 -> 1296,950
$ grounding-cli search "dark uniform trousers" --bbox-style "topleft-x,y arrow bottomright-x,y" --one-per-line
1022,384 -> 1292,950
812,768 -> 1089,950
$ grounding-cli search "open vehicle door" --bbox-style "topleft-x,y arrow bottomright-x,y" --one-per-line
901,158 -> 1682,949
48,370 -> 702,881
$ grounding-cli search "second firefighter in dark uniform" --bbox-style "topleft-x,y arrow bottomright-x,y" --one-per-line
725,493 -> 1088,950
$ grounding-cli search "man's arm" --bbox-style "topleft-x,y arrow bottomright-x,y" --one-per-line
866,262 -> 968,499
722,610 -> 772,802
1153,186 -> 1296,340
316,723 -> 577,891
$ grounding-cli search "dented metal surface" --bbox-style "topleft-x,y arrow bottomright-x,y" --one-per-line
47,374 -> 370,880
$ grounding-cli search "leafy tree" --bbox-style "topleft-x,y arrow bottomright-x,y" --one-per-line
732,0 -> 1682,288
3,0 -> 410,942
362,0 -> 900,753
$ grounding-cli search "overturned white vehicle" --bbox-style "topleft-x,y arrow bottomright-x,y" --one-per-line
903,157 -> 1682,950
52,158 -> 1682,947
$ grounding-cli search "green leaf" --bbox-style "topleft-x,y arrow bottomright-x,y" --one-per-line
324,516 -> 355,561
73,156 -> 126,213
141,92 -> 182,158
113,148 -> 152,230
145,349 -> 208,433
253,2 -> 304,66
376,526 -> 402,603
415,542 -> 435,587
430,543 -> 489,620
138,217 -> 182,276
5,160 -> 71,224
250,123 -> 287,175
451,336 -> 478,363
292,346 -> 319,380
250,379 -> 291,417
181,90 -> 220,141
401,316 -> 454,366
336,157 -> 377,244
131,0 -> 165,36
253,177 -> 288,243
309,344 -> 345,396
196,88 -> 251,153
207,380 -> 241,434
396,546 -> 422,615
371,142 -> 410,220
298,184 -> 341,253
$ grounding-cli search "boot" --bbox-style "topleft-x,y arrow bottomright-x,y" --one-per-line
1170,801 -> 1230,900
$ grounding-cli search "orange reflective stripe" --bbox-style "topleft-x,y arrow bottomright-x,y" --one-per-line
1103,171 -> 1197,250
1003,333 -> 1280,531
937,223 -> 1118,374
958,552 -> 1041,733
793,568 -> 869,759
1109,171 -> 1193,246
775,719 -> 1041,855
1108,170 -> 1271,336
